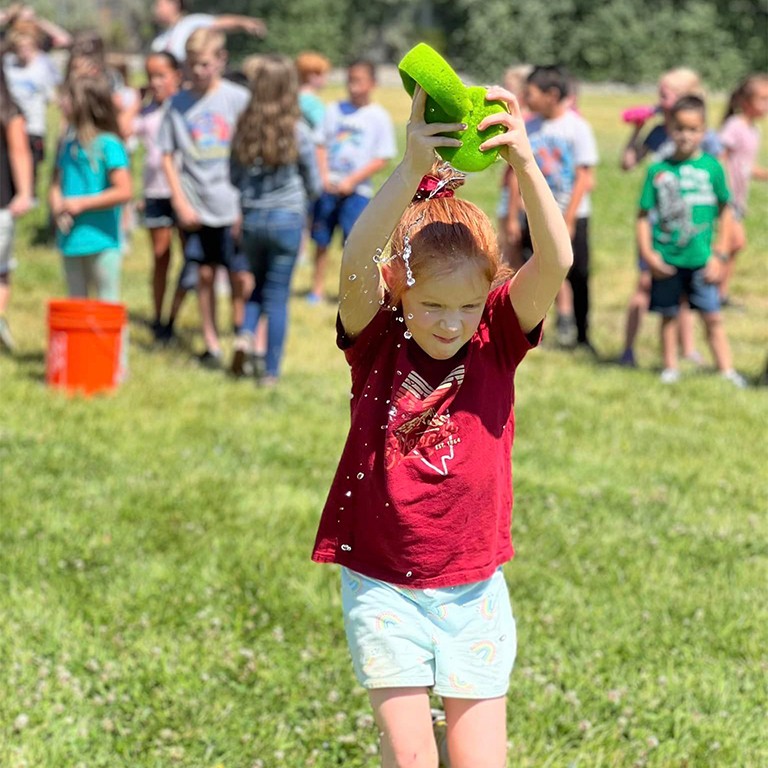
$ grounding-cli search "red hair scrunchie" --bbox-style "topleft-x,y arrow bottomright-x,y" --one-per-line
413,174 -> 455,201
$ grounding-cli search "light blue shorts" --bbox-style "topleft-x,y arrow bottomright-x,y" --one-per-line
341,566 -> 517,700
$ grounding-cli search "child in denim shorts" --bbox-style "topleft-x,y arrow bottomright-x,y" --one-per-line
312,83 -> 574,764
637,96 -> 745,387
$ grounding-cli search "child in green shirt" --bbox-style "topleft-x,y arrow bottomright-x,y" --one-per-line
637,96 -> 745,387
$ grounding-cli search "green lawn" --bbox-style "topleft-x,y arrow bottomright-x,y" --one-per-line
1,88 -> 767,768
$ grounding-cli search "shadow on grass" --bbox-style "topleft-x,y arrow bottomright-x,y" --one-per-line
11,349 -> 47,383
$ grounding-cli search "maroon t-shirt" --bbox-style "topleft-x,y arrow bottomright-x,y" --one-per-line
311,284 -> 542,588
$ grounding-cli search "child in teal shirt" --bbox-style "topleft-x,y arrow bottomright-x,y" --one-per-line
637,96 -> 744,387
50,74 -> 132,301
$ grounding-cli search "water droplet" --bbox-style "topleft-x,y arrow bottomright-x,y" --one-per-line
391,306 -> 398,312
404,331 -> 412,340
406,277 -> 416,287
407,314 -> 414,320
345,491 -> 352,497
348,274 -> 357,281
396,317 -> 403,322
396,371 -> 402,375
378,299 -> 385,305
357,472 -> 365,480
341,544 -> 352,552
385,503 -> 390,507
406,571 -> 413,578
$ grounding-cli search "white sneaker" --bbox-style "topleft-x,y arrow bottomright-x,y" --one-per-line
660,368 -> 680,384
721,369 -> 747,388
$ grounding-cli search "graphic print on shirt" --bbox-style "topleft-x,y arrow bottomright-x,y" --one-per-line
653,165 -> 714,247
329,123 -> 365,176
384,365 -> 464,476
529,134 -> 575,209
187,112 -> 232,161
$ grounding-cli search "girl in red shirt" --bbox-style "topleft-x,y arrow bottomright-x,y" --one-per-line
312,85 -> 573,766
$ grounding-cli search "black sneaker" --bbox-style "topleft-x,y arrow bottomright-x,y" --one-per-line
152,320 -> 164,340
198,349 -> 222,369
577,339 -> 598,357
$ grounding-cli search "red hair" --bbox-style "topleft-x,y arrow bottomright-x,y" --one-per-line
383,162 -> 513,306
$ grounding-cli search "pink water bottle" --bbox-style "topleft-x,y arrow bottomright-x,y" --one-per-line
622,105 -> 658,125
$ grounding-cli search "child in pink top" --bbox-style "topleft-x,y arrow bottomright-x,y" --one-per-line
718,73 -> 768,306
312,85 -> 573,765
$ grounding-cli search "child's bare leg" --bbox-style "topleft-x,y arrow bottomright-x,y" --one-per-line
555,279 -> 574,317
720,219 -> 745,300
701,311 -> 732,372
197,264 -> 220,353
149,226 -> 173,323
0,273 -> 10,316
369,687 -> 438,768
230,269 -> 254,332
443,696 -> 506,768
661,315 -> 678,371
678,301 -> 698,359
312,245 -> 329,299
623,272 -> 651,352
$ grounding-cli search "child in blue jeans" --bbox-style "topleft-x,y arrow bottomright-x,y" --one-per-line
230,55 -> 321,385
308,60 -> 396,303
49,74 -> 132,301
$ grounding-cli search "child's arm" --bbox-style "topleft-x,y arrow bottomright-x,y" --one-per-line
505,171 -> 522,243
6,114 -> 34,218
621,125 -> 650,171
478,86 -> 572,334
703,203 -> 733,284
338,86 -> 464,338
636,211 -> 676,279
563,166 -> 594,239
212,14 -> 267,37
60,167 -> 132,217
752,165 -> 768,181
162,153 -> 201,231
334,158 -> 389,197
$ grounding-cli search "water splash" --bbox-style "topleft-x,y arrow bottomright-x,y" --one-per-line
341,544 -> 352,552
356,472 -> 365,480
404,331 -> 412,340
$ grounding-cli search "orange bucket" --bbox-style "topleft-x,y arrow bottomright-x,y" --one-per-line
46,299 -> 127,396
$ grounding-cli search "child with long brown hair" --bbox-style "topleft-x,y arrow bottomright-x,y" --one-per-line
0,47 -> 34,352
311,85 -> 572,766
49,74 -> 132,299
230,54 -> 321,384
718,73 -> 768,307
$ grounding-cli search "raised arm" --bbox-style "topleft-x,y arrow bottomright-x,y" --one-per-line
212,15 -> 267,38
339,86 -> 464,338
478,87 -> 572,334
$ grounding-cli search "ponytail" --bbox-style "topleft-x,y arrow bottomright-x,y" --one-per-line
722,73 -> 768,125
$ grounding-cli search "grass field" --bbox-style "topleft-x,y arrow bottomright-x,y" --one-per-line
1,86 -> 767,768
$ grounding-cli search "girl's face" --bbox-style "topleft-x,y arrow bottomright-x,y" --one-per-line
658,80 -> 681,113
745,82 -> 768,119
401,260 -> 491,360
146,57 -> 179,102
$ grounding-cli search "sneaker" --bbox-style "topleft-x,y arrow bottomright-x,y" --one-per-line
0,316 -> 15,353
230,334 -> 254,377
152,320 -> 165,341
618,348 -> 636,368
198,349 -> 222,369
660,368 -> 680,384
555,314 -> 578,349
431,709 -> 450,768
577,339 -> 598,357
721,369 -> 747,388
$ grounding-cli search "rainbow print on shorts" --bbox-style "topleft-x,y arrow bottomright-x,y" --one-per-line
480,595 -> 496,620
346,571 -> 362,594
429,604 -> 448,620
449,673 -> 474,692
375,611 -> 403,631
471,641 -> 497,664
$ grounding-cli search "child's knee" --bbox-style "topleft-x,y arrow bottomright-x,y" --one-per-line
701,311 -> 723,330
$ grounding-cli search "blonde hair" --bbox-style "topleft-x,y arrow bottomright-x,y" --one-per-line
296,52 -> 331,84
185,28 -> 226,57
231,55 -> 300,167
383,162 -> 513,306
241,54 -> 264,83
660,68 -> 704,99
8,21 -> 41,49
503,64 -> 532,97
